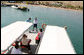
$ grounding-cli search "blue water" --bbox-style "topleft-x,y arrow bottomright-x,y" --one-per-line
1,5 -> 83,54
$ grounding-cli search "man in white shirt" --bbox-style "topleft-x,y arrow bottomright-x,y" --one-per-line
33,17 -> 38,32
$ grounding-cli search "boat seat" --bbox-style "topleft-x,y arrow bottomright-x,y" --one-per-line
12,39 -> 31,48
20,39 -> 31,48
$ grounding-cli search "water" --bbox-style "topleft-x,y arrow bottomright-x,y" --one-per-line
1,5 -> 83,54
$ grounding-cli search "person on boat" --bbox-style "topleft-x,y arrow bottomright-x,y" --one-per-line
35,28 -> 43,45
21,34 -> 31,53
26,18 -> 31,22
33,17 -> 38,32
38,28 -> 43,40
11,41 -> 22,54
35,33 -> 40,45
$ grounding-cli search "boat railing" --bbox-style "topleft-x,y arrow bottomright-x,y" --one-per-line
35,27 -> 46,54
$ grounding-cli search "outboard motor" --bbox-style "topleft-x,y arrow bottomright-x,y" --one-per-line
28,9 -> 30,11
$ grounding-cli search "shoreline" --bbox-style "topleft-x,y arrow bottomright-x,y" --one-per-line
29,4 -> 83,12
4,3 -> 83,12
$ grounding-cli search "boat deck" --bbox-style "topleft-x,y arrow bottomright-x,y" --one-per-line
1,21 -> 76,54
7,30 -> 38,54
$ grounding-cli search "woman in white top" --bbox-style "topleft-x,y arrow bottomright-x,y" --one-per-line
11,41 -> 22,54
35,28 -> 43,45
21,34 -> 31,53
39,28 -> 43,40
33,17 -> 38,32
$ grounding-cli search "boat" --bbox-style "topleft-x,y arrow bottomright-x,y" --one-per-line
17,6 -> 30,11
1,21 -> 76,54
11,6 -> 30,11
18,7 -> 27,10
11,5 -> 18,9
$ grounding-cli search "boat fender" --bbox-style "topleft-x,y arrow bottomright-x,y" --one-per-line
42,24 -> 47,30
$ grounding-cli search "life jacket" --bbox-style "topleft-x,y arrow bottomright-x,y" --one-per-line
35,32 -> 40,40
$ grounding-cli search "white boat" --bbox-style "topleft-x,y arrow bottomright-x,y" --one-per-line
11,5 -> 18,8
1,21 -> 76,54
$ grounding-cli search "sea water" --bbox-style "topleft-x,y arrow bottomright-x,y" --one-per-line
1,5 -> 83,54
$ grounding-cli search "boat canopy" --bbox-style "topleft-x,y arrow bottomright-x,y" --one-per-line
1,21 -> 32,51
38,25 -> 76,54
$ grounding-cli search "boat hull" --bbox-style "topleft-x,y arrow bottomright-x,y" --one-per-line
11,6 -> 18,8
